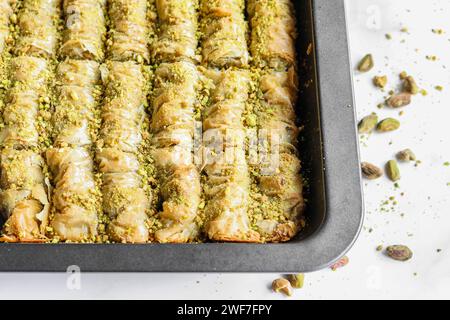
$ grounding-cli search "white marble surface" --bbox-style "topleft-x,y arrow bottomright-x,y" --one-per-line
0,0 -> 449,300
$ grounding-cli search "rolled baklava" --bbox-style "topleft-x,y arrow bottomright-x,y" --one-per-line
248,0 -> 297,70
0,148 -> 49,242
0,0 -> 13,54
46,59 -> 101,242
98,61 -> 149,243
151,61 -> 201,243
0,56 -> 48,148
199,0 -> 248,68
0,57 -> 50,241
152,0 -> 198,63
14,0 -> 60,58
254,68 -> 305,242
60,0 -> 106,61
202,69 -> 259,242
107,0 -> 150,63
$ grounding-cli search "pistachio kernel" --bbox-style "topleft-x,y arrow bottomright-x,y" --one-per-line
357,54 -> 374,72
272,278 -> 293,297
377,118 -> 400,132
373,75 -> 387,88
288,274 -> 305,289
387,93 -> 411,108
403,76 -> 419,95
361,162 -> 383,180
396,149 -> 416,162
358,113 -> 378,134
386,160 -> 401,181
386,245 -> 413,261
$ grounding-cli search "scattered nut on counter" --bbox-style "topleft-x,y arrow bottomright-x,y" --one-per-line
288,274 -> 305,289
358,113 -> 378,134
272,278 -> 293,297
386,245 -> 413,261
396,149 -> 417,162
361,162 -> 383,180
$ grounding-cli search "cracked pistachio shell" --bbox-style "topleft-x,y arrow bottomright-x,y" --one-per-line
361,162 -> 383,179
386,245 -> 413,261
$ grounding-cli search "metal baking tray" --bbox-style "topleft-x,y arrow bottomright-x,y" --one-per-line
0,0 -> 363,272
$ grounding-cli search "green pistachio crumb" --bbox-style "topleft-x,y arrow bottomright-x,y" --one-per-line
357,54 -> 374,72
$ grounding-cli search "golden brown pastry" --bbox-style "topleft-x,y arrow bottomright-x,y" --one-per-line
46,147 -> 99,241
0,56 -> 48,148
202,68 -> 259,242
60,0 -> 106,61
0,148 -> 49,242
14,0 -> 60,57
152,0 -> 198,63
254,68 -> 305,242
200,0 -> 248,68
107,0 -> 150,62
46,59 -> 101,242
0,0 -> 14,54
151,61 -> 201,243
98,61 -> 149,243
248,0 -> 297,70
53,59 -> 100,147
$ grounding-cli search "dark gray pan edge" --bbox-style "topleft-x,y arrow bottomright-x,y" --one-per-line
0,0 -> 363,272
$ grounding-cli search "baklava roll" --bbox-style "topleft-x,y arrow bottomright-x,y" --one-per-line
248,0 -> 296,70
46,147 -> 99,241
46,60 -> 100,242
99,61 -> 144,153
60,0 -> 106,61
0,148 -> 49,242
255,68 -> 305,242
152,0 -> 198,63
107,0 -> 150,63
202,69 -> 259,242
14,0 -> 60,57
0,56 -> 48,148
53,59 -> 100,147
200,0 -> 248,68
98,61 -> 149,243
0,0 -> 13,54
151,61 -> 201,243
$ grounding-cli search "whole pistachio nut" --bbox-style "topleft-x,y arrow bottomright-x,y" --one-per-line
386,245 -> 413,261
357,54 -> 374,72
377,118 -> 400,132
403,76 -> 419,95
386,160 -> 401,181
358,113 -> 378,134
288,274 -> 305,289
396,149 -> 417,162
272,278 -> 293,296
361,162 -> 383,180
387,93 -> 411,108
